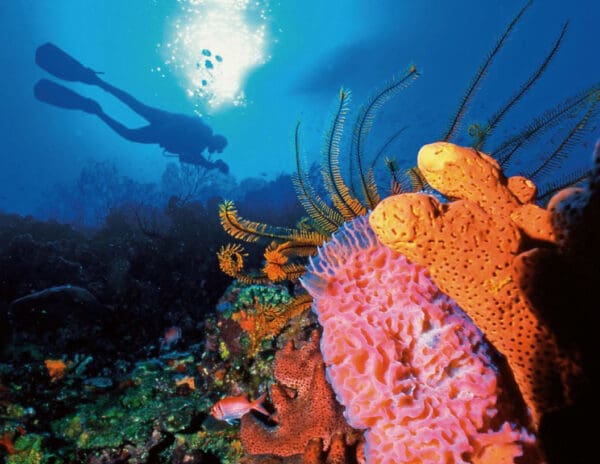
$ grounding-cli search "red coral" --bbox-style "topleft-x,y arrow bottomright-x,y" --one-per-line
0,432 -> 15,455
240,331 -> 362,460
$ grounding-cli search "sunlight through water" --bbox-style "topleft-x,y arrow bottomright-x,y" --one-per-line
158,0 -> 270,110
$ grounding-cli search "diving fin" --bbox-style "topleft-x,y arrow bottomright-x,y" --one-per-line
34,79 -> 102,115
35,42 -> 103,85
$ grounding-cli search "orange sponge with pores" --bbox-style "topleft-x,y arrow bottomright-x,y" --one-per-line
370,141 -> 572,428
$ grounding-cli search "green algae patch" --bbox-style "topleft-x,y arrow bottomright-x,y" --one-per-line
7,434 -> 44,464
234,284 -> 292,310
51,358 -> 211,451
175,429 -> 243,464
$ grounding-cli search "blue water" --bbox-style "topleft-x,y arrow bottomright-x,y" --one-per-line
0,0 -> 598,221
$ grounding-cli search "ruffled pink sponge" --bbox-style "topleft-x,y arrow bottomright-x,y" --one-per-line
301,215 -> 537,463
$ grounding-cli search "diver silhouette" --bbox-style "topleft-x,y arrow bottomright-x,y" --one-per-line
33,42 -> 229,174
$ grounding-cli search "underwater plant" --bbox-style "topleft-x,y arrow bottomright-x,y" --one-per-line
216,1 -> 599,462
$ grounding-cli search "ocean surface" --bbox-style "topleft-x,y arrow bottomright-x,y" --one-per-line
0,0 -> 598,219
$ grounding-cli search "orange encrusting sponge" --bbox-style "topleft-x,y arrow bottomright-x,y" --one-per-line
239,332 -> 358,459
370,142 -> 571,428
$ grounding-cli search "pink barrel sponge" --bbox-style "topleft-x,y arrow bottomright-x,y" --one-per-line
301,215 -> 537,463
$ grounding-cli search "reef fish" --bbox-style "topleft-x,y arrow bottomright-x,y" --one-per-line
211,393 -> 269,424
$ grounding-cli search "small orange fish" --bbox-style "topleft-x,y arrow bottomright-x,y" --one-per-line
210,393 -> 269,424
175,376 -> 195,391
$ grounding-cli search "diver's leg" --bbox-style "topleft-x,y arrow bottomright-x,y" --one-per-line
94,79 -> 167,124
95,112 -> 157,143
34,79 -> 101,114
35,43 -> 103,85
34,79 -> 158,144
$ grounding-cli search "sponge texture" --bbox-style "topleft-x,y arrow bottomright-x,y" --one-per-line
302,215 -> 536,463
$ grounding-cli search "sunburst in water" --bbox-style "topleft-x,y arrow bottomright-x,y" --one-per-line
158,0 -> 270,110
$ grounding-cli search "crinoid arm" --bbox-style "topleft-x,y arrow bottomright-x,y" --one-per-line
320,89 -> 367,220
217,243 -> 248,278
218,200 -> 327,284
537,168 -> 591,204
526,91 -> 600,181
262,241 -> 312,282
351,66 -> 419,209
219,200 -> 326,245
406,166 -> 427,192
282,292 -> 314,318
443,0 -> 533,142
494,84 -> 600,169
474,21 -> 569,150
383,157 -> 404,195
217,242 -> 271,284
292,122 -> 345,235
369,126 -> 408,173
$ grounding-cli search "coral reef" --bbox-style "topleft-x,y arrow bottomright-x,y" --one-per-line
213,20 -> 599,458
215,282 -> 312,358
0,328 -> 258,463
232,296 -> 311,358
0,200 -> 232,365
5,434 -> 44,464
302,215 -> 538,463
240,332 -> 362,461
2,3 -> 597,462
0,249 -> 306,464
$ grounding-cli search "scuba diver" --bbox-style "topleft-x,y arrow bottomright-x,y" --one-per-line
33,42 -> 229,174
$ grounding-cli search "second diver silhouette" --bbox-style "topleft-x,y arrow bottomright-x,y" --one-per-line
33,42 -> 229,173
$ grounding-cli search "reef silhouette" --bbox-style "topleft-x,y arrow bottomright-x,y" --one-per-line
33,42 -> 229,173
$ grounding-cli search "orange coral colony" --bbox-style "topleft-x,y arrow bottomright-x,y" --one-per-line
369,141 -> 577,427
175,376 -> 196,391
44,359 -> 67,382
